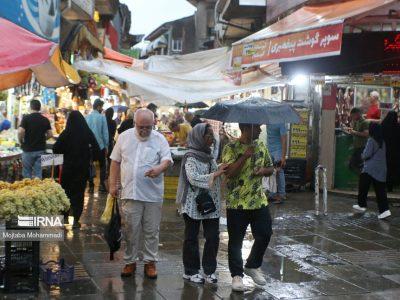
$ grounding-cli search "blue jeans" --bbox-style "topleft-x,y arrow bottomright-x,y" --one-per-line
22,150 -> 45,179
270,151 -> 286,198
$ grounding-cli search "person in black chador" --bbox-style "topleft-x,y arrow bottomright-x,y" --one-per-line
53,111 -> 100,228
382,111 -> 400,192
105,107 -> 117,170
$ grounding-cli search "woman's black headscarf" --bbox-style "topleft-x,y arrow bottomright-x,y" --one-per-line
64,111 -> 92,140
369,123 -> 384,148
105,107 -> 114,123
382,111 -> 399,133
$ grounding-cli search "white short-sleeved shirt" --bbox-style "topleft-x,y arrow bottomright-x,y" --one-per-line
110,129 -> 173,202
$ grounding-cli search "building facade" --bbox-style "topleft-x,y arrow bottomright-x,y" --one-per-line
144,16 -> 196,57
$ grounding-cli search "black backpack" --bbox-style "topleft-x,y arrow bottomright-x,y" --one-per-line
104,198 -> 122,260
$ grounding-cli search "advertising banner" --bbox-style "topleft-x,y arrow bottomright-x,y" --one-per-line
232,23 -> 344,68
0,0 -> 60,43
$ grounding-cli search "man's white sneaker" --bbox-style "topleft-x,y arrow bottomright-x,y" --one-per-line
352,205 -> 367,212
183,273 -> 205,284
244,267 -> 267,285
205,273 -> 218,284
378,210 -> 391,219
232,276 -> 246,292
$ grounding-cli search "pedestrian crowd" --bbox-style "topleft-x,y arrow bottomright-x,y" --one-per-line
344,91 -> 400,219
14,94 -> 398,291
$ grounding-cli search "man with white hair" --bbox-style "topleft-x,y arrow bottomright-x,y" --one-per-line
109,108 -> 173,279
366,91 -> 381,120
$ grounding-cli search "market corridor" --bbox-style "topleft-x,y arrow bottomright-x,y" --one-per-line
2,191 -> 400,299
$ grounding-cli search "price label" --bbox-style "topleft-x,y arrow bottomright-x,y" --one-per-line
290,146 -> 307,159
41,154 -> 63,167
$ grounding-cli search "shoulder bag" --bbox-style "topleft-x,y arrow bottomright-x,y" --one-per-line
190,162 -> 216,215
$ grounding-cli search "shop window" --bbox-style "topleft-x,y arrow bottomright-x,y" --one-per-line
172,39 -> 183,52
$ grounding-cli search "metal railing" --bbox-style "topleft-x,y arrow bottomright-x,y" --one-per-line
315,165 -> 328,216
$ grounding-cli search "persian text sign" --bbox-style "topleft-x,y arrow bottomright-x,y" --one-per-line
41,154 -> 63,167
232,23 -> 344,68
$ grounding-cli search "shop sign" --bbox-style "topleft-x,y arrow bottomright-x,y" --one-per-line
0,0 -> 60,43
232,23 -> 343,67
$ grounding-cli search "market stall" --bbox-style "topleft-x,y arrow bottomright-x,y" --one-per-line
0,129 -> 22,182
0,178 -> 70,293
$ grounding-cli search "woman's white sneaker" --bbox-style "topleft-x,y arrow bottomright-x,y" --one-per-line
183,273 -> 205,284
378,210 -> 391,219
352,205 -> 367,212
244,267 -> 267,285
232,276 -> 246,292
205,273 -> 218,284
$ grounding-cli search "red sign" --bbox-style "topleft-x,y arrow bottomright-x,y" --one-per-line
384,34 -> 400,52
231,23 -> 344,68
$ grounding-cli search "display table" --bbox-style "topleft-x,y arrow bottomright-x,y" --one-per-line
0,151 -> 23,182
164,147 -> 188,200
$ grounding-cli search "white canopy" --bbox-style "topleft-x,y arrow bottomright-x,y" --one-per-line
74,47 -> 282,106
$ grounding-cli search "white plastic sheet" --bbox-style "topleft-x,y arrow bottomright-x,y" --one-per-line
74,48 -> 282,106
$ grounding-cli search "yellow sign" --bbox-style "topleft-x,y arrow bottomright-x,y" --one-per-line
289,109 -> 309,159
291,125 -> 308,135
290,134 -> 307,146
290,146 -> 307,159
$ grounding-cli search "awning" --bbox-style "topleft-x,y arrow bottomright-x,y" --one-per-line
103,47 -> 134,66
0,47 -> 81,90
74,47 -> 282,105
231,0 -> 397,68
0,17 -> 80,90
0,17 -> 55,74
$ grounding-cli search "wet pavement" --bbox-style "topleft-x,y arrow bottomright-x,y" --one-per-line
1,189 -> 400,299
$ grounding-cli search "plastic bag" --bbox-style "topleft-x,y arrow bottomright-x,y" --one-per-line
262,170 -> 277,193
104,197 -> 122,260
100,194 -> 115,225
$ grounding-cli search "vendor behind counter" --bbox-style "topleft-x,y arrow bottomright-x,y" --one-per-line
168,120 -> 192,147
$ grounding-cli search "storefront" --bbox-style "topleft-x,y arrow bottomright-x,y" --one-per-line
229,0 -> 400,191
280,30 -> 400,190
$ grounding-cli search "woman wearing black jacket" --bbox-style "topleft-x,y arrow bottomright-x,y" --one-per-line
105,108 -> 117,165
382,111 -> 400,192
53,111 -> 100,228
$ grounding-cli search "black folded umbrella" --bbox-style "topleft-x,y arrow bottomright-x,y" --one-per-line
202,97 -> 300,125
175,101 -> 209,109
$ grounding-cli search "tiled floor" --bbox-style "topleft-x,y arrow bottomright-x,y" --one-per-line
1,189 -> 399,299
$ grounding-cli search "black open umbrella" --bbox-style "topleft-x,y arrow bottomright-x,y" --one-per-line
202,97 -> 300,125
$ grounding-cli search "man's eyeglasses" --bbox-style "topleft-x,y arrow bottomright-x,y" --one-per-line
136,125 -> 153,130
